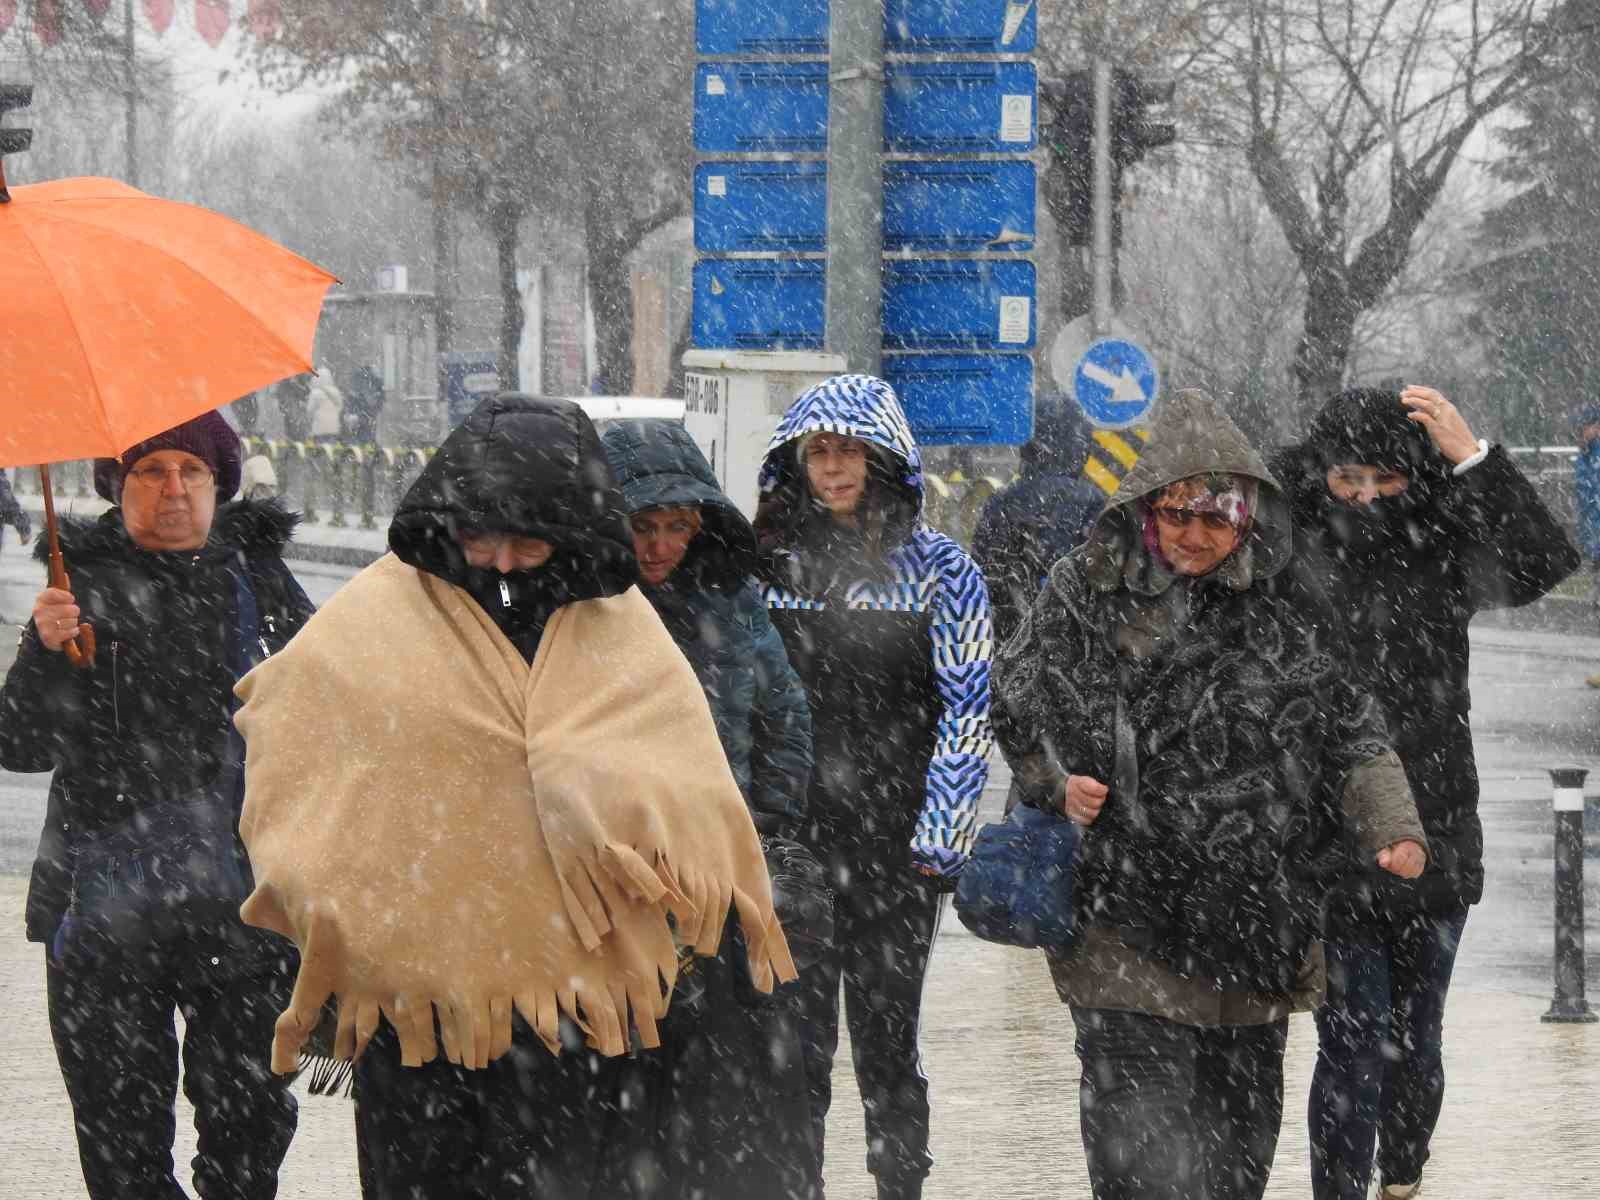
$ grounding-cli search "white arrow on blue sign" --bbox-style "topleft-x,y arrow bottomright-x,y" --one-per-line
1073,337 -> 1160,429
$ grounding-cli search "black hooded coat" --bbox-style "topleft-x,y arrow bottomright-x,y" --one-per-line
1272,389 -> 1579,913
355,395 -> 644,1200
601,419 -> 811,832
0,501 -> 314,948
600,418 -> 819,1200
972,392 -> 1107,645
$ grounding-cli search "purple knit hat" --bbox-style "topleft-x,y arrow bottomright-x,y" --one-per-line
94,410 -> 243,503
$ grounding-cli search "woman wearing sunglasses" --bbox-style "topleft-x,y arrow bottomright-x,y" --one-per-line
994,388 -> 1425,1200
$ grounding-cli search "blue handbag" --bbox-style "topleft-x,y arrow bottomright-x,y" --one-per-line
953,802 -> 1080,953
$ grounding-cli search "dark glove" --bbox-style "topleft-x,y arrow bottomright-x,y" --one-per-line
761,836 -> 834,971
909,843 -> 967,894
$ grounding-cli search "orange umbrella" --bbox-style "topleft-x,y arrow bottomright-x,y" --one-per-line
0,174 -> 339,665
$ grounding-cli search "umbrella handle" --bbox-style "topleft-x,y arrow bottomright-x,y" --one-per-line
38,465 -> 96,670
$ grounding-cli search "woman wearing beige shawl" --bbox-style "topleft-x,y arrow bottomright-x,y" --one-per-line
234,395 -> 794,1198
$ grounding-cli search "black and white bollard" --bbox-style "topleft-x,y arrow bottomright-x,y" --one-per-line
1541,765 -> 1596,1024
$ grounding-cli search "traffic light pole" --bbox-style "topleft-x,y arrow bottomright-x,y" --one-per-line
826,0 -> 885,376
1090,58 -> 1113,338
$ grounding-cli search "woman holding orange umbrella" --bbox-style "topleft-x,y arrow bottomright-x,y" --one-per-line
0,412 -> 316,1199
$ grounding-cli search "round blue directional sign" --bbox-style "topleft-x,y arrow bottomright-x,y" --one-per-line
1073,337 -> 1160,429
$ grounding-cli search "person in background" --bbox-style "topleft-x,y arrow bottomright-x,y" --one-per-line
345,365 -> 386,445
277,374 -> 312,443
242,455 -> 279,503
1272,385 -> 1578,1200
602,417 -> 818,1199
307,367 -> 344,444
995,387 -> 1426,1200
1572,404 -> 1600,685
0,411 -> 314,1200
971,390 -> 1107,648
230,391 -> 262,438
753,373 -> 993,1200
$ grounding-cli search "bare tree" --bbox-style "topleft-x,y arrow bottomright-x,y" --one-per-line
1199,0 -> 1575,403
253,0 -> 689,395
492,0 -> 690,394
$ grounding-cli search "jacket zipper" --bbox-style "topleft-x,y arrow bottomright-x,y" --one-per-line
111,641 -> 122,734
259,612 -> 276,660
499,580 -> 512,609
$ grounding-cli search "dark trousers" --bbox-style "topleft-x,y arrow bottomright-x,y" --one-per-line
353,1016 -> 623,1200
794,856 -> 941,1198
617,927 -> 820,1200
45,943 -> 298,1200
1309,905 -> 1470,1198
1071,1006 -> 1288,1200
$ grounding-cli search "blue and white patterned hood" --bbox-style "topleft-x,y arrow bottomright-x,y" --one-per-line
759,373 -> 925,513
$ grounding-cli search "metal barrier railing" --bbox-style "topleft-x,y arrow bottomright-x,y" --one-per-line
6,441 -> 440,532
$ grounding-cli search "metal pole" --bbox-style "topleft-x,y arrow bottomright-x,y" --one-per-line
825,0 -> 884,376
1090,59 -> 1112,337
123,0 -> 137,186
1542,765 -> 1596,1023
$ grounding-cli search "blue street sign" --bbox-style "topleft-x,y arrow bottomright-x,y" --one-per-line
696,0 -> 1038,56
695,160 -> 1035,254
694,63 -> 827,154
693,260 -> 1036,352
694,61 -> 1035,154
692,259 -> 825,351
884,353 -> 1034,445
885,160 -> 1036,252
883,259 -> 1036,351
1073,338 -> 1160,429
694,162 -> 823,253
884,62 -> 1037,153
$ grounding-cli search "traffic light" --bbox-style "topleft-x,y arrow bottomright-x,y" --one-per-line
1112,71 -> 1176,168
1041,71 -> 1093,247
0,83 -> 33,204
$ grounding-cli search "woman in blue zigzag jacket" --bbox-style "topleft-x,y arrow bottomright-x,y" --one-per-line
753,373 -> 994,1200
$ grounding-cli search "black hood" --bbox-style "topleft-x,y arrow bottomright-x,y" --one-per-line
1277,387 -> 1454,562
1019,390 -> 1092,477
1292,387 -> 1452,492
599,418 -> 756,591
387,393 -> 638,602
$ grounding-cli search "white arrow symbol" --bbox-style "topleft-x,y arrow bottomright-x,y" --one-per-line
1081,360 -> 1148,404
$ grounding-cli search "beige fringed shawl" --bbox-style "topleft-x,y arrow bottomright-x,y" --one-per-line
234,553 -> 795,1074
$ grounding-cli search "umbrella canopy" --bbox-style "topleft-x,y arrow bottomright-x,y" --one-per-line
0,176 -> 337,467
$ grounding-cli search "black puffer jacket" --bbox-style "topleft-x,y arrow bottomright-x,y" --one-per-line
1273,388 -> 1580,913
601,419 -> 811,834
972,392 -> 1107,645
387,393 -> 638,661
0,501 -> 314,942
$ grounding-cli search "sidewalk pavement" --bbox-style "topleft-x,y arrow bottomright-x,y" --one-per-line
2,868 -> 1597,1200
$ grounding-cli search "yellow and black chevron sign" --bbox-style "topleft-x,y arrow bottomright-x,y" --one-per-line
1084,427 -> 1150,496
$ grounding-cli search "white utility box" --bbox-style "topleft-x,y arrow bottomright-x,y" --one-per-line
681,349 -> 847,518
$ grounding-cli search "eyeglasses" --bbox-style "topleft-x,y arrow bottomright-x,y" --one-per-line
1153,506 -> 1235,533
125,462 -> 214,490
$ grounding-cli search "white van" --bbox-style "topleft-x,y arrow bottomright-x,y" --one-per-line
567,396 -> 687,426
